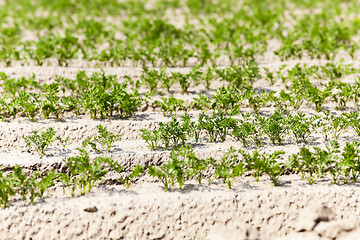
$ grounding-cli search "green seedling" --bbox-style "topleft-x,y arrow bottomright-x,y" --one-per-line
211,86 -> 243,115
319,141 -> 341,184
190,94 -> 212,113
14,91 -> 42,121
158,115 -> 193,149
198,112 -> 236,142
9,165 -> 28,201
289,113 -> 321,143
263,67 -> 275,86
216,61 -> 260,89
41,83 -> 66,121
305,80 -> 333,112
154,95 -> 186,116
26,171 -> 39,205
343,111 -> 360,136
36,170 -> 56,199
96,156 -> 141,188
147,164 -> 176,191
61,97 -> 81,116
0,94 -> 17,121
258,106 -> 289,145
341,141 -> 360,183
8,165 -> 55,205
83,125 -> 121,153
1,73 -> 40,96
261,150 -> 285,186
122,165 -> 145,189
171,72 -> 191,93
245,90 -> 272,114
141,67 -> 159,92
331,81 -> 353,110
212,147 -> 246,189
58,173 -> 71,195
57,136 -> 70,150
148,145 -> 207,190
0,171 -> 15,208
232,114 -> 261,147
63,148 -> 108,196
288,148 -> 319,184
140,128 -> 161,151
320,111 -> 349,140
172,145 -> 208,185
23,127 -> 55,157
287,141 -> 339,184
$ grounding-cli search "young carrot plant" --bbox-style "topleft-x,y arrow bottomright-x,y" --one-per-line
171,72 -> 191,94
57,136 -> 70,150
140,128 -> 161,151
147,164 -> 176,191
258,106 -> 289,145
286,142 -> 339,184
23,127 -> 56,157
343,111 -> 360,136
154,95 -> 186,116
63,148 -> 109,196
158,115 -> 193,149
14,91 -> 42,121
211,147 -> 246,189
173,145 -> 209,185
211,86 -> 244,115
0,171 -> 15,208
198,112 -> 236,142
41,83 -> 66,121
239,149 -> 264,182
190,94 -> 212,114
341,141 -> 360,183
140,67 -> 159,92
122,165 -> 145,189
9,165 -> 28,201
289,113 -> 321,143
320,111 -> 349,141
261,150 -> 285,186
232,113 -> 262,147
83,125 -> 121,153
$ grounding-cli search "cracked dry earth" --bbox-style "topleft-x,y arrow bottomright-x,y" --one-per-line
1,63 -> 360,240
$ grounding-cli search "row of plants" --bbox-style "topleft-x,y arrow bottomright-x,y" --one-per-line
5,61 -> 355,94
148,141 -> 360,190
129,61 -> 358,95
22,107 -> 357,158
141,109 -> 360,149
21,108 -> 359,158
2,140 -> 360,208
1,62 -> 356,95
1,62 -> 359,121
155,78 -> 360,116
0,71 -> 145,121
2,77 -> 359,122
0,148 -> 143,208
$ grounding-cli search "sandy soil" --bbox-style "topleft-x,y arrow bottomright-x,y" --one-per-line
1,60 -> 360,240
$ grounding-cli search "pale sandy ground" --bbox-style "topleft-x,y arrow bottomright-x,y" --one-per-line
1,59 -> 360,240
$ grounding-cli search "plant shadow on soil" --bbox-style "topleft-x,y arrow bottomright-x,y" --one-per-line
343,136 -> 360,142
152,143 -> 208,152
167,182 -> 249,194
95,185 -> 138,197
110,147 -> 123,152
125,113 -> 152,121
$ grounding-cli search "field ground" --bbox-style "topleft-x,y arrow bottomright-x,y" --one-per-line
0,65 -> 360,239
2,0 -> 360,239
